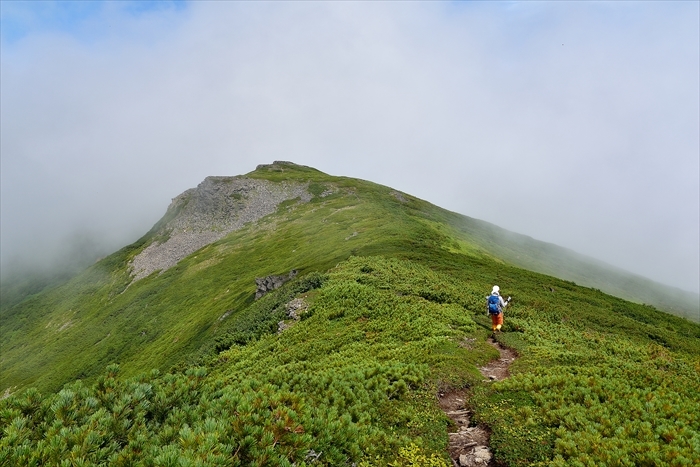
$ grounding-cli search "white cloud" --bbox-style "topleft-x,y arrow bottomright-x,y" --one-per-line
1,1 -> 698,292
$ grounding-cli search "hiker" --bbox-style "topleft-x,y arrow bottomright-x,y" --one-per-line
487,285 -> 510,332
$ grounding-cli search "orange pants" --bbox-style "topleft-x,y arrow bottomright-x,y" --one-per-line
491,313 -> 503,331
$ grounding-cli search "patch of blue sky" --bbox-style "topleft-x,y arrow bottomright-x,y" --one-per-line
0,0 -> 188,44
122,0 -> 187,16
440,0 -> 528,19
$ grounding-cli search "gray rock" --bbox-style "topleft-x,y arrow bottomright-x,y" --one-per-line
473,446 -> 492,463
129,173 -> 311,282
390,190 -> 407,203
285,298 -> 308,319
255,270 -> 298,299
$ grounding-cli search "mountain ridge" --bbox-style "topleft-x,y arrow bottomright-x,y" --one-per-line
132,161 -> 698,320
1,159 -> 698,391
1,161 -> 699,466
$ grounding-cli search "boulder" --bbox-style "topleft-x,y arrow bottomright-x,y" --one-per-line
255,269 -> 298,299
285,297 -> 308,319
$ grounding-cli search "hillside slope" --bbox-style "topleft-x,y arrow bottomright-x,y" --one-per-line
2,253 -> 699,466
438,213 -> 699,321
1,162 -> 697,394
1,162 -> 699,466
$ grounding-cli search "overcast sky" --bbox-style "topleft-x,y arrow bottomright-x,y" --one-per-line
1,1 -> 698,293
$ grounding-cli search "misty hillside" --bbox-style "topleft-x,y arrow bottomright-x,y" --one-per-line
1,162 -> 699,466
440,215 -> 699,322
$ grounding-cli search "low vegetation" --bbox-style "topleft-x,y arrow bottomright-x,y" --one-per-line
3,254 -> 699,466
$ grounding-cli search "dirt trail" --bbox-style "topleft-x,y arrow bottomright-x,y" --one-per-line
438,337 -> 517,466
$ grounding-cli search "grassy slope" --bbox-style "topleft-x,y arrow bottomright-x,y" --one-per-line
0,270 -> 75,312
442,213 -> 699,321
391,195 -> 699,321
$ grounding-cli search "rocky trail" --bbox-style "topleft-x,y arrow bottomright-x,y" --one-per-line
439,337 -> 518,467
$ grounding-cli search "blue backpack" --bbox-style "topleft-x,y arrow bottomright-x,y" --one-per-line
488,295 -> 501,314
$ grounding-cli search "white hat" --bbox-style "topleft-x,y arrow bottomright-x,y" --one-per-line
492,285 -> 500,294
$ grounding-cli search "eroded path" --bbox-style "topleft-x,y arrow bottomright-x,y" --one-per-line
438,337 -> 518,467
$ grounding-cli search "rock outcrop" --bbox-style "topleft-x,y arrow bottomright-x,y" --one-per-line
255,270 -> 298,299
284,297 -> 308,319
130,170 -> 311,282
277,297 -> 308,333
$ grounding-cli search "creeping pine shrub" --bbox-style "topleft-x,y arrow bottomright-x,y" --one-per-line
470,319 -> 700,467
0,366 -> 361,466
2,258 -> 484,466
200,271 -> 329,357
210,257 -> 483,462
6,254 -> 699,466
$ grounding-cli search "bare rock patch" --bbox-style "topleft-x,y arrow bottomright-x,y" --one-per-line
255,270 -> 298,299
130,176 -> 311,282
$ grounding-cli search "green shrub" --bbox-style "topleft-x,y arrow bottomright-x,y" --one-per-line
3,254 -> 699,466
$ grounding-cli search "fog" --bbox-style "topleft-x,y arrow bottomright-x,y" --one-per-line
1,1 -> 698,293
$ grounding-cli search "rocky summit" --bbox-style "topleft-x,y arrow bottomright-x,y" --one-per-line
130,166 -> 312,281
